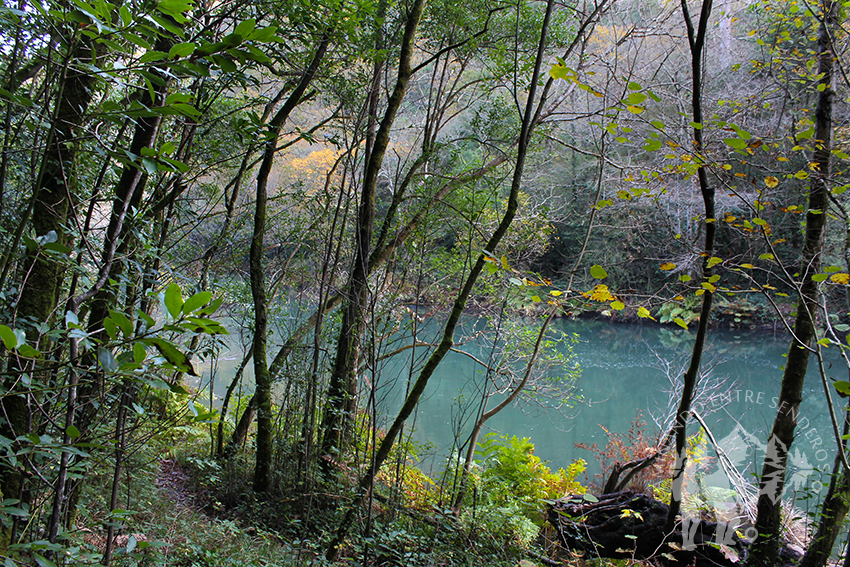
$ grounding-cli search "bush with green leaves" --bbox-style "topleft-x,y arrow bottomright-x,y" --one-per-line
453,434 -> 586,548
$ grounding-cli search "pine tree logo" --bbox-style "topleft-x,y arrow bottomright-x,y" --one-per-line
759,435 -> 788,505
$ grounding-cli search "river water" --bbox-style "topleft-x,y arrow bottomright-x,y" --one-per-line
198,315 -> 844,506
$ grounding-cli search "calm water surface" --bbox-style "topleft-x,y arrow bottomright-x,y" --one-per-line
198,316 -> 842,499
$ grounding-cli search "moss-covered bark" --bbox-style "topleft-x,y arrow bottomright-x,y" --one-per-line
748,2 -> 836,565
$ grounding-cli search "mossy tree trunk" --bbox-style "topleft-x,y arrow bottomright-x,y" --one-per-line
251,35 -> 332,493
0,28 -> 101,555
748,2 -> 835,564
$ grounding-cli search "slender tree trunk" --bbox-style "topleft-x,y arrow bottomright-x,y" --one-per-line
326,0 -> 555,557
319,0 -> 408,471
453,308 -> 556,509
251,34 -> 331,492
666,0 -> 715,531
800,412 -> 850,567
749,2 -> 835,564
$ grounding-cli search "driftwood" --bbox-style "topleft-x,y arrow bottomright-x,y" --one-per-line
547,491 -> 760,566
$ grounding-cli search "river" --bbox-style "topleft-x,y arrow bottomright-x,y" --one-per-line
197,315 -> 843,508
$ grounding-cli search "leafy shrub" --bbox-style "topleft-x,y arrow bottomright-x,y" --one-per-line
476,433 -> 586,516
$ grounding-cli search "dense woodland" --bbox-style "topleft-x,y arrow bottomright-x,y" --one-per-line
2,0 -> 850,564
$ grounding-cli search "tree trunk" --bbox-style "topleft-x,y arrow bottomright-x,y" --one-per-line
320,0 -> 406,472
749,2 -> 835,564
0,28 -> 101,555
666,0 -> 715,530
325,0 -> 556,557
251,34 -> 331,493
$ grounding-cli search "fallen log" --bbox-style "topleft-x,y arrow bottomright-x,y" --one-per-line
547,491 -> 755,566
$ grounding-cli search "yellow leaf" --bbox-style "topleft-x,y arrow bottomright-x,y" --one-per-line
660,262 -> 676,271
550,290 -> 563,297
724,214 -> 736,222
550,64 -> 570,80
589,284 -> 615,302
764,176 -> 779,188
626,105 -> 645,114
637,306 -> 656,321
831,273 -> 850,284
611,300 -> 625,310
501,256 -> 509,270
740,263 -> 754,269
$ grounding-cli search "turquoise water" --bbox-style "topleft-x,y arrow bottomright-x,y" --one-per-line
196,315 -> 843,503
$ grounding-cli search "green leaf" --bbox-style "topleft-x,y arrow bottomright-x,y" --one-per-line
0,325 -> 18,349
146,338 -> 197,376
550,64 -> 569,80
168,42 -> 197,59
643,139 -> 663,152
156,0 -> 193,20
18,345 -> 39,358
119,5 -> 131,26
98,347 -> 118,373
812,273 -> 829,282
835,381 -> 850,397
108,310 -> 134,337
163,283 -> 184,318
706,256 -> 722,269
66,425 -> 81,439
141,157 -> 158,175
817,337 -> 832,347
234,18 -> 255,37
182,291 -> 212,315
590,265 -> 608,279
33,554 -> 56,567
673,317 -> 688,329
730,124 -> 752,140
724,138 -> 748,150
247,25 -> 280,42
139,50 -> 168,63
103,318 -> 118,341
133,343 -> 147,363
196,296 -> 224,316
625,92 -> 647,105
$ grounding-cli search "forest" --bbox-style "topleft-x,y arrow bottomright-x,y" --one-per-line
2,0 -> 850,564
